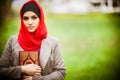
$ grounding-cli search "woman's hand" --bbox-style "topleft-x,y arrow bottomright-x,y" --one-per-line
21,64 -> 41,76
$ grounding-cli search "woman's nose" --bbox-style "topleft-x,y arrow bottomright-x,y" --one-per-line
28,19 -> 32,25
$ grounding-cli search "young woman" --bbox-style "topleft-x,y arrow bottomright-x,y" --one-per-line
0,0 -> 66,80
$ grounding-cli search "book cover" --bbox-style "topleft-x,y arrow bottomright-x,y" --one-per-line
19,51 -> 39,65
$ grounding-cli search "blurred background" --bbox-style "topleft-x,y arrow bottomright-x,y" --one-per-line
0,0 -> 120,80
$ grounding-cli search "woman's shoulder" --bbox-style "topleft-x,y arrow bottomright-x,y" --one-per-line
7,35 -> 18,44
9,35 -> 18,39
45,36 -> 58,42
8,35 -> 18,41
46,36 -> 58,40
43,36 -> 59,45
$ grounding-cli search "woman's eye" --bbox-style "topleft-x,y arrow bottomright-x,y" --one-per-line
23,17 -> 29,21
32,16 -> 38,20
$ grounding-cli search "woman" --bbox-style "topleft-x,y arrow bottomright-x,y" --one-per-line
0,0 -> 66,80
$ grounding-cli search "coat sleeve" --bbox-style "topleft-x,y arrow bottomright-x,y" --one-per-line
33,38 -> 66,80
0,36 -> 22,79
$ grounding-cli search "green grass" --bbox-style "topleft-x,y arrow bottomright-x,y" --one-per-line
0,13 -> 120,80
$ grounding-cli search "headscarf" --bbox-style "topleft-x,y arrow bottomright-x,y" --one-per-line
21,2 -> 40,18
18,0 -> 47,51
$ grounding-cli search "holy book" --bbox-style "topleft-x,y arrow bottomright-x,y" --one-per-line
19,51 -> 39,65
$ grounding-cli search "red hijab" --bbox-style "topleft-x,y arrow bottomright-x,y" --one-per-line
18,0 -> 47,51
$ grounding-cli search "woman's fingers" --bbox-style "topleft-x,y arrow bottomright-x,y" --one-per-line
34,72 -> 41,76
21,64 -> 42,76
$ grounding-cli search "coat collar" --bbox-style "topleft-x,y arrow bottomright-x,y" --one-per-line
40,38 -> 51,70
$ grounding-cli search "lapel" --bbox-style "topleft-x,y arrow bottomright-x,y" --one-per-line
40,38 -> 51,70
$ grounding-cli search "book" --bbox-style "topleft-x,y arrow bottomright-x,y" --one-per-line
19,51 -> 39,65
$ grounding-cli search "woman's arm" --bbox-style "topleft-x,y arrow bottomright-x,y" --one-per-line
0,36 -> 22,79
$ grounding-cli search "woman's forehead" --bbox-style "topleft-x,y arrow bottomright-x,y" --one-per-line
23,11 -> 38,17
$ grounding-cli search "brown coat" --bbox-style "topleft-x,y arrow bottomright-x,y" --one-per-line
0,35 -> 66,80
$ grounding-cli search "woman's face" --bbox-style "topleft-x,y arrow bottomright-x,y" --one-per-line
23,11 -> 39,33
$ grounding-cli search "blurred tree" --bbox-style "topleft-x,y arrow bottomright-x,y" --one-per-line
0,0 -> 13,27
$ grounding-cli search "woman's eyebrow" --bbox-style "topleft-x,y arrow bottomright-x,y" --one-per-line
31,15 -> 38,17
